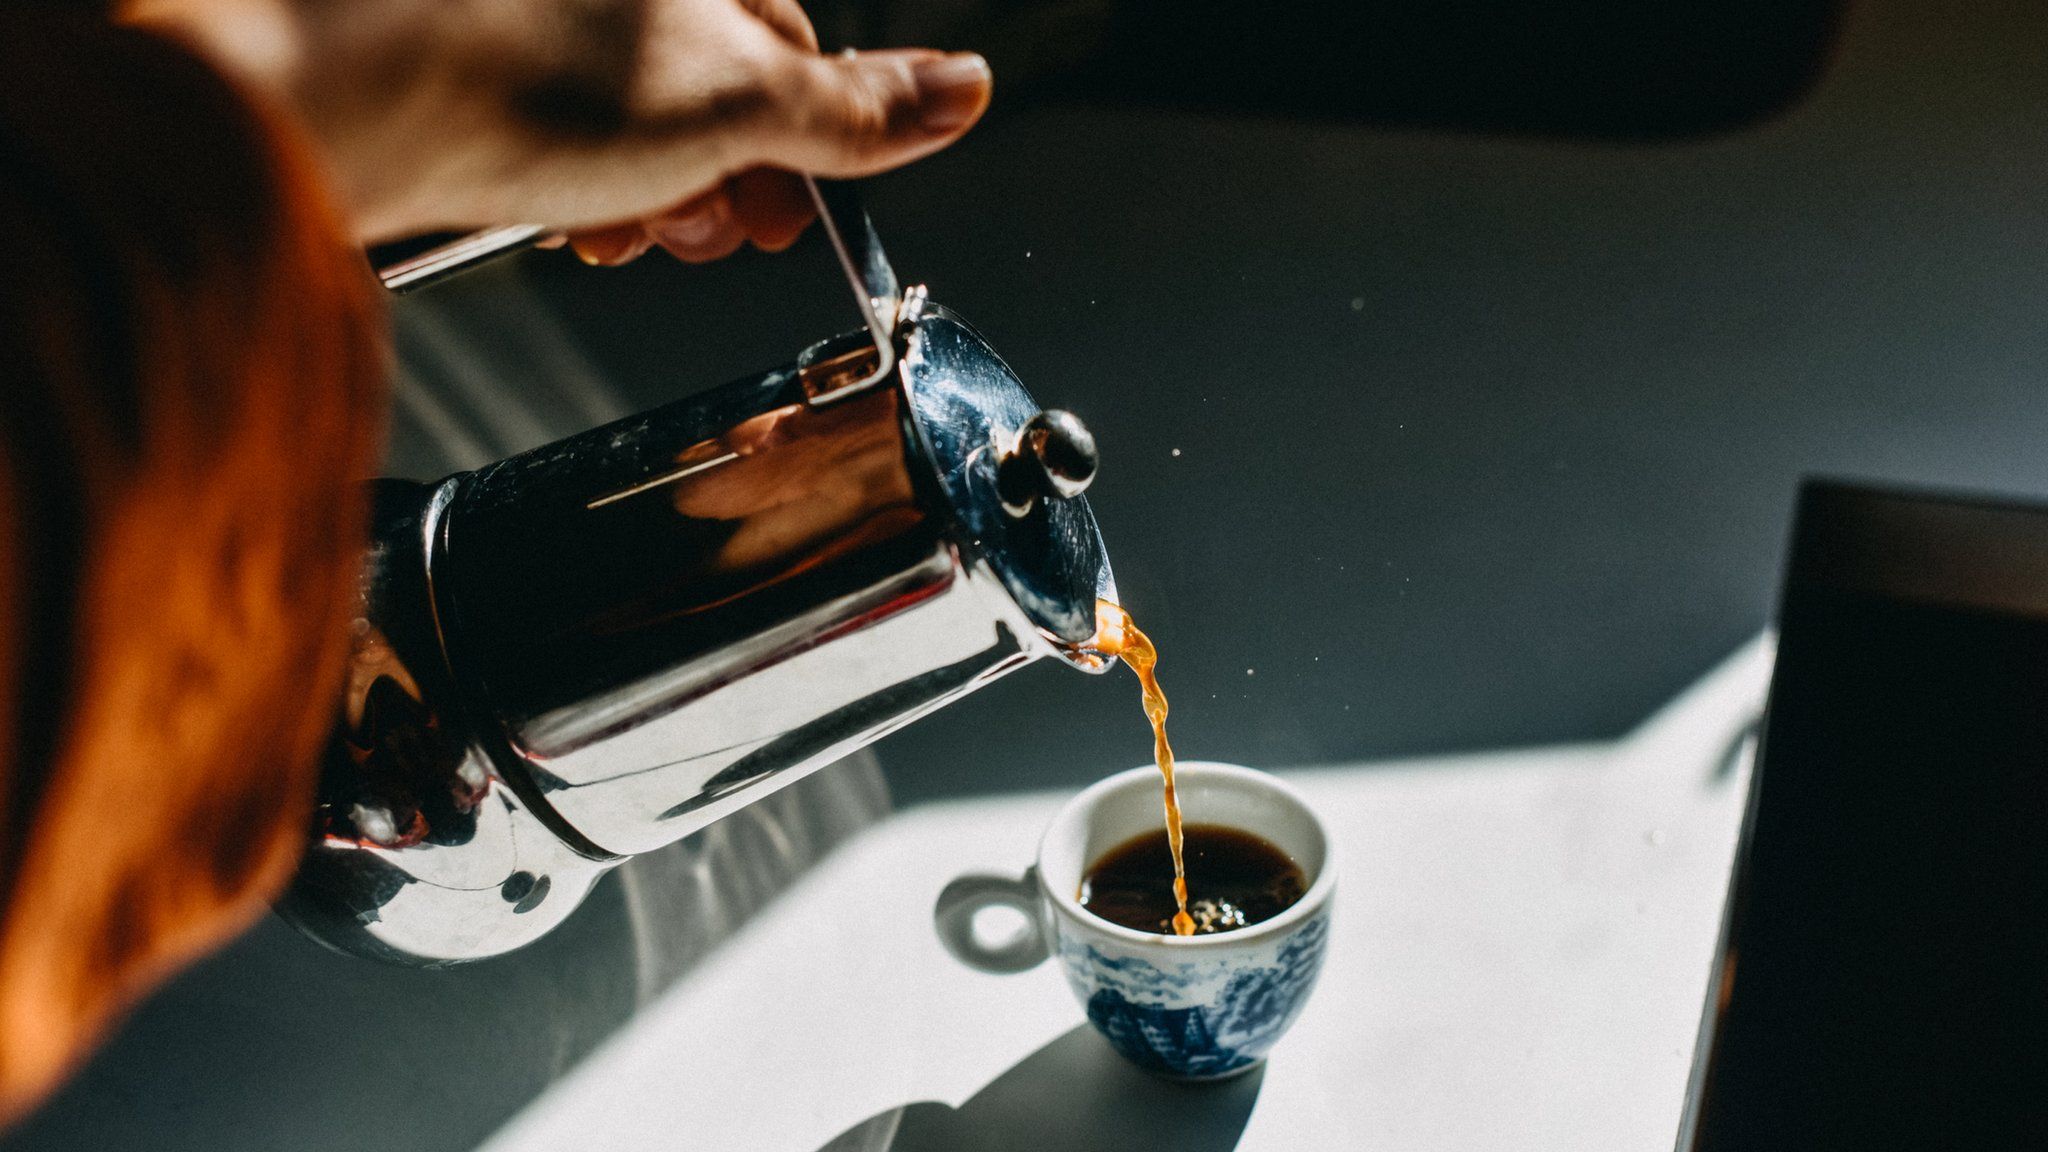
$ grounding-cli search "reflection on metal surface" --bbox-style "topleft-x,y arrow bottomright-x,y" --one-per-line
275,481 -> 614,965
586,450 -> 739,509
284,304 -> 1118,964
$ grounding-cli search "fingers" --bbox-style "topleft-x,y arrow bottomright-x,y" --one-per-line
566,17 -> 994,268
577,168 -> 814,265
742,48 -> 992,178
724,168 -> 814,252
647,187 -> 748,263
569,221 -> 655,266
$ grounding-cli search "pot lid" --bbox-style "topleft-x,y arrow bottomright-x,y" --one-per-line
897,305 -> 1115,650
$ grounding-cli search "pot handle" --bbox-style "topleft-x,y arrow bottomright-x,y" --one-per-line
803,177 -> 900,398
371,177 -> 899,332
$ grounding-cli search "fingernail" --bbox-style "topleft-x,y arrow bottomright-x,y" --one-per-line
913,53 -> 991,133
658,199 -> 729,248
578,232 -> 653,266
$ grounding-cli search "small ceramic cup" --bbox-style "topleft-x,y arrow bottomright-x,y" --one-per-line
935,761 -> 1334,1079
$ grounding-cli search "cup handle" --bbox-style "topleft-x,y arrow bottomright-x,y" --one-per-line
934,867 -> 1051,974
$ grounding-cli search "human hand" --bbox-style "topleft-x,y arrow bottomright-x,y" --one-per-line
127,0 -> 992,258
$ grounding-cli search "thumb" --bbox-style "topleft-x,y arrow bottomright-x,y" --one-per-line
747,48 -> 992,178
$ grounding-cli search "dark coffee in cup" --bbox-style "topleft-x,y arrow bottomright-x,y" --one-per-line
1078,824 -> 1307,936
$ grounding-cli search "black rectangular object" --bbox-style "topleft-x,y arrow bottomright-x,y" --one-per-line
1680,481 -> 2048,1149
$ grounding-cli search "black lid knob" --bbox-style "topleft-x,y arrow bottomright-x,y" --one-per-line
997,410 -> 1099,518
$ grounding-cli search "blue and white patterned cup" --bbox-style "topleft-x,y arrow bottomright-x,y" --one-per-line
936,762 -> 1334,1080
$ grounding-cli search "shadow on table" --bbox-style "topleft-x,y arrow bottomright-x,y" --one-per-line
817,1025 -> 1265,1152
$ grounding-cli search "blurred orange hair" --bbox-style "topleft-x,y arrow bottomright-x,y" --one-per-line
0,13 -> 384,1119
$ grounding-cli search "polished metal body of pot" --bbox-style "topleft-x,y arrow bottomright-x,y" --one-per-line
279,186 -> 1116,965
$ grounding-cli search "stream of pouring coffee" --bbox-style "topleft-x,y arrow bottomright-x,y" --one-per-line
1093,600 -> 1196,936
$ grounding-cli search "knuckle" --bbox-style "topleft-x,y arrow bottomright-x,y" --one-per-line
718,47 -> 788,121
823,60 -> 919,153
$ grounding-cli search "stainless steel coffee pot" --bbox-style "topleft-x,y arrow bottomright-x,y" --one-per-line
279,183 -> 1116,965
